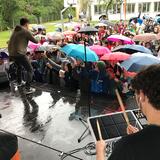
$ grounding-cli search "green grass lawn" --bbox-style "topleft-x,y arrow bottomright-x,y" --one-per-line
0,30 -> 11,48
0,19 -> 99,48
0,23 -> 58,48
0,20 -> 68,48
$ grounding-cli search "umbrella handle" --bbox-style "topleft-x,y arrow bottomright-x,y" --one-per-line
84,40 -> 87,64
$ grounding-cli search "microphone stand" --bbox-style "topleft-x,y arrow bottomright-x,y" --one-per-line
77,38 -> 92,143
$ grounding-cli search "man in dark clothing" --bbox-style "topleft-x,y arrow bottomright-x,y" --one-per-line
96,64 -> 160,160
8,18 -> 37,93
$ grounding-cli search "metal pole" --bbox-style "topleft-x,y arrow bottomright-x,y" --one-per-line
124,0 -> 126,20
61,7 -> 70,32
84,40 -> 87,63
60,10 -> 64,31
120,0 -> 123,20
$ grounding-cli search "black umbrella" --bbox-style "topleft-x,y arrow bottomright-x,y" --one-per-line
78,26 -> 98,34
100,20 -> 115,27
112,45 -> 153,54
99,15 -> 107,20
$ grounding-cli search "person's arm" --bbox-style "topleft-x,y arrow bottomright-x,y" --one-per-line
42,52 -> 61,70
127,124 -> 139,135
47,58 -> 61,69
96,140 -> 106,160
27,30 -> 38,44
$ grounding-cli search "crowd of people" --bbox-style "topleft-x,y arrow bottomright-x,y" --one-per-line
19,15 -> 160,98
5,16 -> 160,160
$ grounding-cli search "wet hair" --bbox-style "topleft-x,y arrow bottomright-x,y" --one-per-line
131,64 -> 160,110
20,18 -> 29,26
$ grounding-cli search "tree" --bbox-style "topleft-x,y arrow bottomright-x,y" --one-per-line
0,0 -> 19,28
79,0 -> 89,14
98,0 -> 121,19
0,0 -> 64,30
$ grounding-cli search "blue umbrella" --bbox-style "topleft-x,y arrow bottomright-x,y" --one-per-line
112,44 -> 153,55
121,53 -> 160,72
60,44 -> 99,62
155,16 -> 160,24
137,18 -> 143,25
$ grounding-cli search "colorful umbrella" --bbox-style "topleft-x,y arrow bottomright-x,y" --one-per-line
74,23 -> 81,32
60,44 -> 99,62
78,26 -> 98,34
112,44 -> 153,54
133,33 -> 158,42
46,32 -> 65,41
121,52 -> 160,72
155,16 -> 160,24
28,41 -> 41,52
63,31 -> 77,37
100,52 -> 130,61
95,23 -> 107,27
100,20 -> 115,27
107,34 -> 134,44
89,45 -> 111,56
36,44 -> 60,52
129,17 -> 143,25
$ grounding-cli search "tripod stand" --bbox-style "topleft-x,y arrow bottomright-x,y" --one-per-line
77,98 -> 91,143
77,40 -> 92,143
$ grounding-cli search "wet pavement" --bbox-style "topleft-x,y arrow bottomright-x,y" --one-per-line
0,82 -> 138,160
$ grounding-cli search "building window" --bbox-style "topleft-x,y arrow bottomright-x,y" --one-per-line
138,3 -> 151,13
109,4 -> 121,14
127,3 -> 135,13
94,3 -> 121,15
94,5 -> 105,14
154,2 -> 160,12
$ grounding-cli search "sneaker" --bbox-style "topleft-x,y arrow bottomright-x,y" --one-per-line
17,81 -> 26,87
25,88 -> 36,94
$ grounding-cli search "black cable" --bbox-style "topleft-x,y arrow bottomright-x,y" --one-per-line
0,128 -> 83,160
60,142 -> 96,160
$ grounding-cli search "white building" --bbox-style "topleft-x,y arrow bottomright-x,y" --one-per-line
90,0 -> 160,21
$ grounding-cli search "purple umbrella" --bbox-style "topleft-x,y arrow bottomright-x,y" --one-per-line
107,34 -> 134,44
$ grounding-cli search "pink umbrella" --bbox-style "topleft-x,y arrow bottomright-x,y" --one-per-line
133,33 -> 158,42
100,52 -> 130,61
107,34 -> 134,44
74,24 -> 81,32
89,45 -> 111,56
63,31 -> 77,37
46,32 -> 65,41
28,41 -> 41,52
